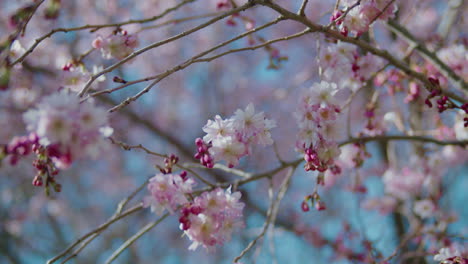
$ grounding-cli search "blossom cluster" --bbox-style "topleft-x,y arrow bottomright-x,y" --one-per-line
319,41 -> 384,92
294,81 -> 342,173
2,132 -> 69,193
363,142 -> 468,217
195,103 -> 276,168
434,246 -> 468,264
181,187 -> 244,251
23,90 -> 113,169
334,0 -> 397,37
143,172 -> 195,215
143,170 -> 244,251
61,62 -> 106,93
92,30 -> 139,60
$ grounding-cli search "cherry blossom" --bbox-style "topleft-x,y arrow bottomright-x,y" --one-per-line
23,90 -> 113,168
414,199 -> 436,219
92,30 -> 139,60
196,103 -> 275,168
181,187 -> 244,251
143,172 -> 195,215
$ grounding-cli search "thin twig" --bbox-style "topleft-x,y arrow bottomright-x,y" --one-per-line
258,0 -> 467,104
11,0 -> 196,66
90,24 -> 308,100
110,138 -> 215,186
139,12 -> 224,32
193,28 -> 311,63
47,204 -> 143,264
298,0 -> 309,16
78,1 -> 258,97
104,214 -> 169,264
340,135 -> 468,147
106,16 -> 285,112
234,166 -> 296,263
387,20 -> 467,91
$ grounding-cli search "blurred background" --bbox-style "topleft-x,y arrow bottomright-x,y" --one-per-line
0,0 -> 467,263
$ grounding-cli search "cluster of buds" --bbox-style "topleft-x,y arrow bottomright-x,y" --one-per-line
3,133 -> 38,166
424,77 -> 454,113
194,138 -> 214,168
330,11 -> 349,36
32,145 -> 62,194
157,154 -> 180,174
179,204 -> 203,231
301,192 -> 326,212
303,145 -> 340,173
2,133 -> 62,194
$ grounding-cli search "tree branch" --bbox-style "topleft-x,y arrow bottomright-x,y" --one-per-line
387,20 -> 467,91
78,1 -> 258,97
258,0 -> 467,104
105,17 -> 285,112
11,0 -> 196,66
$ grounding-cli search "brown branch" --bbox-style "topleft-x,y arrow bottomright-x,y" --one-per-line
258,0 -> 467,104
78,1 -> 258,97
11,0 -> 196,66
387,20 -> 467,91
234,166 -> 296,263
46,204 -> 143,264
104,214 -> 170,264
105,16 -> 284,112
298,0 -> 309,16
339,135 -> 468,147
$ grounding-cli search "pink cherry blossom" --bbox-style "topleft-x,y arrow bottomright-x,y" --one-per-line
182,187 -> 244,251
143,173 -> 195,215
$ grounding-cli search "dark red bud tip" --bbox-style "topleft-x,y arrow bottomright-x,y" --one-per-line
180,171 -> 188,180
315,201 -> 326,211
301,201 -> 310,212
425,99 -> 433,108
32,175 -> 43,186
195,138 -> 204,147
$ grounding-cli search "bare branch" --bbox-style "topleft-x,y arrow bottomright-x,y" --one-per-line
258,0 -> 467,104
234,166 -> 296,263
11,0 -> 196,66
193,28 -> 311,63
78,1 -> 258,97
339,135 -> 468,147
47,204 -> 143,264
106,17 -> 285,112
104,214 -> 170,264
298,0 -> 309,16
387,20 -> 468,91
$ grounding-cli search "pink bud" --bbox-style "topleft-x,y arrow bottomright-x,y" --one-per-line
92,37 -> 103,49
